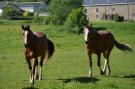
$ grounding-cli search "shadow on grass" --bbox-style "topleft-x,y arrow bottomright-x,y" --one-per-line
22,86 -> 39,89
123,74 -> 135,78
109,74 -> 135,79
57,77 -> 99,83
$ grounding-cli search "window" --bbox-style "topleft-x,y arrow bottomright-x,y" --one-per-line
84,9 -> 87,13
112,8 -> 115,12
96,14 -> 99,18
96,8 -> 99,12
132,13 -> 135,16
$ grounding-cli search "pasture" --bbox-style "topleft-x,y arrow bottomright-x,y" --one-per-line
0,21 -> 135,89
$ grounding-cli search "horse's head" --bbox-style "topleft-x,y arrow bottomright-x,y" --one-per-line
22,25 -> 33,48
83,24 -> 92,43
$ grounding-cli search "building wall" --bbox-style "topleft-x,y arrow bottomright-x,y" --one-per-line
86,6 -> 105,20
129,4 -> 135,20
0,9 -> 2,16
112,4 -> 128,20
84,3 -> 135,21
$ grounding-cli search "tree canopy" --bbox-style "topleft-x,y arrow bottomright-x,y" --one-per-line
0,0 -> 50,2
49,0 -> 83,25
65,8 -> 88,28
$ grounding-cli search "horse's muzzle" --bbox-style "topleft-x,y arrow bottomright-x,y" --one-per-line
84,41 -> 88,44
24,44 -> 29,48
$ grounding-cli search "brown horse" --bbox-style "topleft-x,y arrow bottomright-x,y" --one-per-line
83,24 -> 132,78
21,25 -> 54,85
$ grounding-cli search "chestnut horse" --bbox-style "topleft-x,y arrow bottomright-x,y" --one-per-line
21,25 -> 54,85
83,24 -> 132,78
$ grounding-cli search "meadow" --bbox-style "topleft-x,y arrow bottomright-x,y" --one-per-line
0,21 -> 135,89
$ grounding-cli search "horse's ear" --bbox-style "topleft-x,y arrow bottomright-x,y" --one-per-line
87,23 -> 92,31
22,25 -> 25,30
82,23 -> 88,29
27,25 -> 30,30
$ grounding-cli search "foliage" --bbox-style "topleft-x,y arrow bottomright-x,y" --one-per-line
0,0 -> 47,2
65,8 -> 88,28
114,13 -> 124,22
23,11 -> 34,17
49,0 -> 83,25
1,3 -> 34,19
33,16 -> 50,24
1,3 -> 23,19
102,13 -> 124,22
44,0 -> 51,4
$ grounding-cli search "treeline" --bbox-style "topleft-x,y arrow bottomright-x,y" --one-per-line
1,0 -> 89,33
0,0 -> 50,2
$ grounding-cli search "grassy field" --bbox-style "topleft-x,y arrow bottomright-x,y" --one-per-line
0,21 -> 135,89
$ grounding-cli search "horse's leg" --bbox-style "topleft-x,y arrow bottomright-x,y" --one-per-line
26,59 -> 32,84
31,58 -> 38,85
106,50 -> 112,75
103,49 -> 112,75
34,58 -> 39,80
88,53 -> 92,78
39,56 -> 44,80
103,51 -> 108,75
97,53 -> 104,75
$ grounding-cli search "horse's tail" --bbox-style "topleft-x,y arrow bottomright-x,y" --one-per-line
114,39 -> 133,52
47,39 -> 55,59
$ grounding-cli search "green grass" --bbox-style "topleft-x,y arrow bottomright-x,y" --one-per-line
0,21 -> 135,89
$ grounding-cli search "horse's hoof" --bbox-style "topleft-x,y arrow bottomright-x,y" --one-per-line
100,70 -> 105,75
38,76 -> 42,81
38,78 -> 42,81
106,71 -> 111,76
30,81 -> 34,86
88,74 -> 92,78
36,75 -> 39,80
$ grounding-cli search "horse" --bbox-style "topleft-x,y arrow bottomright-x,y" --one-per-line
83,24 -> 132,78
21,25 -> 54,85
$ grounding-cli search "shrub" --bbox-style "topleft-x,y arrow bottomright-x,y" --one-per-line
114,13 -> 119,22
33,16 -> 50,25
65,8 -> 89,28
114,13 -> 124,22
23,11 -> 34,17
49,0 -> 83,25
2,3 -> 23,19
2,3 -> 34,20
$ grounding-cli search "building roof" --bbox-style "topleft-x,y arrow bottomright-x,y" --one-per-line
83,0 -> 135,6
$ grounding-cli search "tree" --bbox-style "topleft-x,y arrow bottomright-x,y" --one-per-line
44,0 -> 51,4
49,0 -> 83,25
1,3 -> 23,19
65,8 -> 88,27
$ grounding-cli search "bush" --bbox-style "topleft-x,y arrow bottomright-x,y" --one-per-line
2,3 -> 23,19
49,0 -> 83,25
114,13 -> 124,22
23,11 -> 34,17
33,16 -> 50,25
2,3 -> 34,20
65,8 -> 89,28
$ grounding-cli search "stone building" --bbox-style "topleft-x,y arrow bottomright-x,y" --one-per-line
83,0 -> 135,21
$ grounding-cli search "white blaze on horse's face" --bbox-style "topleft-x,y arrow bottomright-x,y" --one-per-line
23,30 -> 28,45
83,27 -> 89,42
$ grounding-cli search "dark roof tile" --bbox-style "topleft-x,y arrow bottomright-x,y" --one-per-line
83,0 -> 135,5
